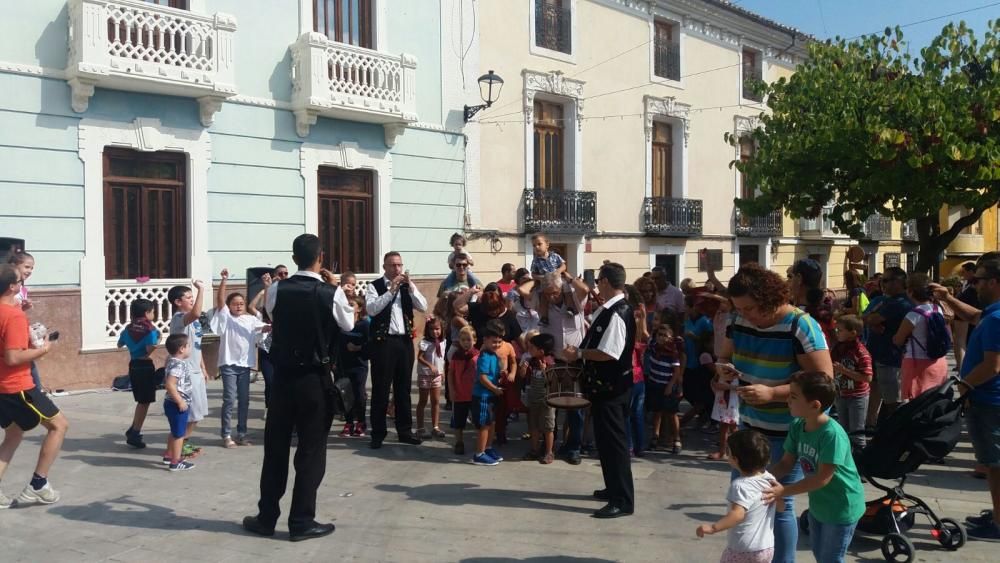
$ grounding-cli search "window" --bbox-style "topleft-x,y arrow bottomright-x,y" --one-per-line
739,136 -> 755,200
653,20 -> 680,81
535,0 -> 571,54
317,167 -> 375,273
533,100 -> 564,190
651,121 -> 673,198
884,253 -> 901,270
103,148 -> 187,280
144,0 -> 189,8
742,48 -> 763,101
314,0 -> 373,49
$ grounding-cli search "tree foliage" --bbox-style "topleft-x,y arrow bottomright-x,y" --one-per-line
728,21 -> 1000,272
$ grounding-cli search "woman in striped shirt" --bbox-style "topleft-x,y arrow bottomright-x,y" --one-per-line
715,263 -> 833,563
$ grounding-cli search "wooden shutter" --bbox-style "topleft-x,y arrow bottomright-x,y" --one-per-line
651,121 -> 673,198
739,137 -> 755,200
318,167 -> 375,273
533,100 -> 564,190
314,0 -> 373,48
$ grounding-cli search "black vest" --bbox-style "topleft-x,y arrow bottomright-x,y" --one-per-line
269,275 -> 341,371
370,277 -> 414,341
580,296 -> 636,397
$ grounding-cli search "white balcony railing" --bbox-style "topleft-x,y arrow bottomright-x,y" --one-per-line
290,32 -> 417,142
105,278 -> 188,343
66,0 -> 237,125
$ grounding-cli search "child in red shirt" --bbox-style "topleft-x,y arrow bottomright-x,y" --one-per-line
831,315 -> 873,449
447,326 -> 479,455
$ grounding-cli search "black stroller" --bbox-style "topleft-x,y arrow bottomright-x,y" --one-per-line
800,378 -> 968,562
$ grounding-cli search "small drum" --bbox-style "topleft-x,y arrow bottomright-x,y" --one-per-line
545,365 -> 590,410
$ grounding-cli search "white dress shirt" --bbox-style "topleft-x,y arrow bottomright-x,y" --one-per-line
365,276 -> 428,335
587,293 -> 628,360
265,270 -> 355,332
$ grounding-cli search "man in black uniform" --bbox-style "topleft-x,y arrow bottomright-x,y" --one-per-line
365,251 -> 428,449
243,234 -> 355,541
565,262 -> 635,519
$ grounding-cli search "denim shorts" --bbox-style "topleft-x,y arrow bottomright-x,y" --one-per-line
967,401 -> 1000,468
163,399 -> 190,439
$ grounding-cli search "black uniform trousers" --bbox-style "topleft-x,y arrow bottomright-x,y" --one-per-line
257,369 -> 333,530
370,335 -> 415,441
591,388 -> 635,511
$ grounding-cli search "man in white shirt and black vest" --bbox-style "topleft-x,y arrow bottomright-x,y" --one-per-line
365,251 -> 428,448
565,262 -> 636,519
243,234 -> 355,542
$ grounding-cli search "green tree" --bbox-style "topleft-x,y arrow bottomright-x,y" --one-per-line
728,21 -> 1000,273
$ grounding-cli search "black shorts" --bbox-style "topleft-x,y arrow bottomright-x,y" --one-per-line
129,358 -> 157,404
450,401 -> 471,430
0,387 -> 60,431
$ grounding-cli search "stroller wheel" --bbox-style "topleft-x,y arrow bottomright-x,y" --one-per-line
933,518 -> 967,550
881,533 -> 915,563
798,510 -> 810,536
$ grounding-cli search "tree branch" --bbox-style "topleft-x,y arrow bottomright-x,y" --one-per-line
940,206 -> 987,241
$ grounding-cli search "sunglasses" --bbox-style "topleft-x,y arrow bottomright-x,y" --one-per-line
455,263 -> 469,268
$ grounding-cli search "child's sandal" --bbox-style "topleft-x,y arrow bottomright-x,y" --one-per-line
540,452 -> 554,464
672,441 -> 682,455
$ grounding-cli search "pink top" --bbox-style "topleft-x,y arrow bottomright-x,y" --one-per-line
632,342 -> 646,383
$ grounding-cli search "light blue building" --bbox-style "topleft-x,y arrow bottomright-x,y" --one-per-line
0,0 -> 475,379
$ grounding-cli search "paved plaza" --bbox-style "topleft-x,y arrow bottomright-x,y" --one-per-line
0,378 -> 995,562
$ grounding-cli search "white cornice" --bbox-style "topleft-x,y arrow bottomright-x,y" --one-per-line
0,61 -> 65,79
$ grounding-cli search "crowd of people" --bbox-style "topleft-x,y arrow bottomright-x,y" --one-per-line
1,235 -> 999,560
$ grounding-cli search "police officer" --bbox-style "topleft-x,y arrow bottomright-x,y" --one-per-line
243,234 -> 355,541
565,262 -> 635,518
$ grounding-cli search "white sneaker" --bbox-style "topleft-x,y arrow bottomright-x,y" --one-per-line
0,490 -> 14,509
17,482 -> 60,505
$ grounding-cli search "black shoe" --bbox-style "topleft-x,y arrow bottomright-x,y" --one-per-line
593,489 -> 610,501
369,439 -> 383,449
242,516 -> 275,537
567,454 -> 582,466
592,504 -> 633,519
289,522 -> 335,542
125,427 -> 146,449
454,441 -> 465,455
397,435 -> 422,445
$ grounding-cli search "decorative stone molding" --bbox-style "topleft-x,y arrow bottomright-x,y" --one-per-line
522,69 -> 585,129
65,0 -> 238,121
300,142 -> 392,267
290,32 -> 418,138
732,114 -> 762,157
383,123 -> 407,148
77,117 -> 212,350
643,95 -> 690,146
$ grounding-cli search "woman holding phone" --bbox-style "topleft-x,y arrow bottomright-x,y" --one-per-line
714,263 -> 833,563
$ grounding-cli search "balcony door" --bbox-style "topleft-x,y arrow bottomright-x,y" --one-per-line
533,100 -> 564,191
739,137 -> 755,200
318,167 -> 375,274
103,148 -> 187,280
651,121 -> 673,198
314,0 -> 373,49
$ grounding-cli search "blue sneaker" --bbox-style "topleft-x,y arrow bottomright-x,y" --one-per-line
472,452 -> 499,466
485,448 -> 504,462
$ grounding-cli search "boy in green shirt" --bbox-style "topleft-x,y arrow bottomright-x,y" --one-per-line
763,371 -> 865,563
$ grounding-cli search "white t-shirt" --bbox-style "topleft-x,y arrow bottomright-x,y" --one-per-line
210,307 -> 266,368
903,303 -> 945,360
170,312 -> 204,375
417,339 -> 446,376
726,471 -> 777,553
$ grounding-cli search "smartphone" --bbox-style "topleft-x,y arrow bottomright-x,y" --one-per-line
716,362 -> 746,382
48,331 -> 60,341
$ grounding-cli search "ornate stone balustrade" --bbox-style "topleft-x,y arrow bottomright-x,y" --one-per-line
290,32 -> 417,143
66,0 -> 237,125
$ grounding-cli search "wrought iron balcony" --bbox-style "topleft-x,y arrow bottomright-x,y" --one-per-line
65,0 -> 238,125
858,214 -> 893,241
523,189 -> 596,234
901,219 -> 918,241
799,206 -> 842,237
290,32 -> 418,140
735,208 -> 783,237
654,41 -> 680,81
643,198 -> 702,236
535,1 -> 571,54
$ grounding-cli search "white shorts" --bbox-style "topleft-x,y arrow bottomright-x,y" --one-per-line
188,370 -> 209,422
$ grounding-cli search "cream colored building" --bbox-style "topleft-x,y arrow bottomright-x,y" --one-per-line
463,0 -> 811,285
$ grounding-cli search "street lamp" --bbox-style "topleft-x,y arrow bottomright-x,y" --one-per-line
464,70 -> 504,122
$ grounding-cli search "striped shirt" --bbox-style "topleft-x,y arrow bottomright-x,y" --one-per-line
644,338 -> 683,385
727,308 -> 828,435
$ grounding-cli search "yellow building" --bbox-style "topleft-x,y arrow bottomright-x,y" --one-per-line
464,0 -> 810,285
941,204 -> 999,276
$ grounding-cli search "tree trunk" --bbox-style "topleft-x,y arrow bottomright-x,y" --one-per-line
913,206 -> 988,275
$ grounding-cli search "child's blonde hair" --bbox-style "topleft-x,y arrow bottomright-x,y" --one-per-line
520,328 -> 541,350
457,325 -> 476,345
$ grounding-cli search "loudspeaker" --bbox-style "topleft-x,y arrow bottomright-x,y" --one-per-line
246,266 -> 275,319
0,238 -> 25,264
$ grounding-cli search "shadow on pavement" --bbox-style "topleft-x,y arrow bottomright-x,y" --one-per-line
376,482 -> 597,514
61,453 -> 162,469
49,495 -> 243,535
461,558 -> 616,563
